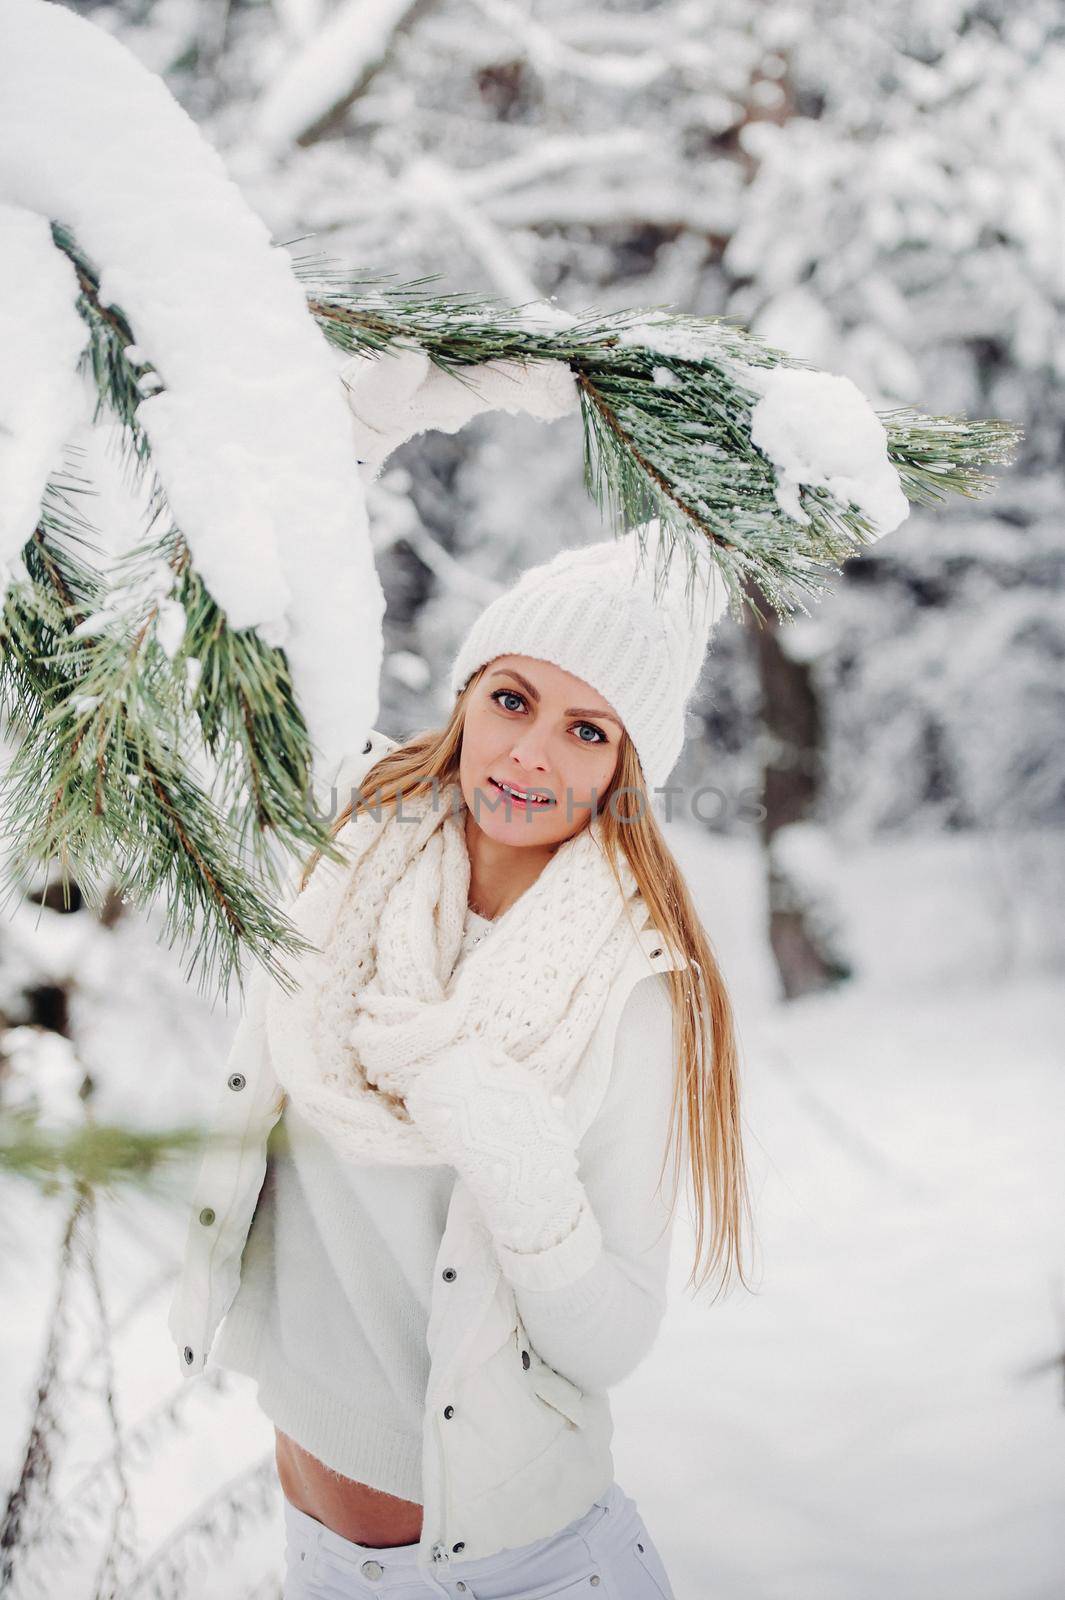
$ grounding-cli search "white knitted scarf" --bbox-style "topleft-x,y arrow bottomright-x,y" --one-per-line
266,779 -> 642,1165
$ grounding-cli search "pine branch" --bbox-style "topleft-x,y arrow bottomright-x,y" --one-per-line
299,256 -> 1023,623
58,220 -> 354,870
21,1367 -> 233,1575
124,1453 -> 281,1600
83,1191 -> 139,1600
0,1188 -> 88,1593
153,519 -> 336,861
21,232 -> 354,994
877,405 -> 1020,504
0,477 -> 327,999
0,1109 -> 205,1191
53,220 -> 153,479
0,227 -> 1021,1004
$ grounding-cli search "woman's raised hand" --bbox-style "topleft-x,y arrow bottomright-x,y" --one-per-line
403,1039 -> 592,1257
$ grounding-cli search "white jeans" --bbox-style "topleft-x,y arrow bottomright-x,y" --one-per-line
281,1481 -> 676,1599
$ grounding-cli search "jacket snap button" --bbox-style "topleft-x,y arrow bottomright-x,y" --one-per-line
457,1584 -> 467,1592
198,1207 -> 216,1226
443,1404 -> 455,1419
362,738 -> 373,754
521,1349 -> 530,1370
637,1542 -> 644,1552
359,1558 -> 383,1579
452,1542 -> 465,1553
442,1267 -> 457,1282
590,1576 -> 601,1586
227,1073 -> 246,1091
183,1346 -> 194,1365
650,947 -> 663,959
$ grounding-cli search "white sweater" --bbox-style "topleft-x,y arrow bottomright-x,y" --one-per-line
209,905 -> 680,1504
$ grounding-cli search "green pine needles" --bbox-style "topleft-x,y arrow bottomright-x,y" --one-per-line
303,252 -> 1021,618
0,229 -> 1023,1003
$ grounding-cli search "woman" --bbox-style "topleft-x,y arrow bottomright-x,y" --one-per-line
169,522 -> 754,1598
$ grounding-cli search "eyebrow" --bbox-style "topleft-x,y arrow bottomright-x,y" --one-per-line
489,668 -> 623,729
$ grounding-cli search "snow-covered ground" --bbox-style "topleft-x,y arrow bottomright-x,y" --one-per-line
625,824 -> 1065,1600
2,818 -> 1062,1599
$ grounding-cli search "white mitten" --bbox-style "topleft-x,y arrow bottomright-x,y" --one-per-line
404,1038 -> 600,1264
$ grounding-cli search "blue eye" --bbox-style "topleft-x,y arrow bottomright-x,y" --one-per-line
488,688 -> 608,745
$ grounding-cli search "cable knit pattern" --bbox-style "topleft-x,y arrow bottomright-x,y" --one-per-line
403,1039 -> 602,1261
448,519 -> 730,788
266,780 -> 644,1172
208,910 -> 680,1499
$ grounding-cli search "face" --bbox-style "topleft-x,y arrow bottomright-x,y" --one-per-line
458,655 -> 624,848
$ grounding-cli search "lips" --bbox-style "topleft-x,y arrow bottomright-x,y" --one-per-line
489,776 -> 553,808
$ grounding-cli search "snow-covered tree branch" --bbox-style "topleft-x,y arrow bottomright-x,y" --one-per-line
0,0 -> 1022,1007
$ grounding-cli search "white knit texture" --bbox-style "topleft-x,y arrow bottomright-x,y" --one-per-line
404,1039 -> 601,1259
209,913 -> 680,1500
448,519 -> 731,788
266,780 -> 644,1176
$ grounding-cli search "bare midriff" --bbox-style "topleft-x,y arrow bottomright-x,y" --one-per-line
275,1428 -> 423,1548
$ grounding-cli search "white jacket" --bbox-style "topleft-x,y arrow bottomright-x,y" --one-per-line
167,728 -> 684,1576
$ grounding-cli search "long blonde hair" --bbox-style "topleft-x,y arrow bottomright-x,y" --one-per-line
300,666 -> 755,1298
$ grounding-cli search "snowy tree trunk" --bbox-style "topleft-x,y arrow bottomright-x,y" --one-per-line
752,593 -> 852,1000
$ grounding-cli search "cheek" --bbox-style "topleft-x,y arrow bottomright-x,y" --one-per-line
560,742 -> 617,796
459,712 -> 504,790
462,714 -> 500,769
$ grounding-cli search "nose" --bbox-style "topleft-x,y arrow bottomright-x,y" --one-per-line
509,730 -> 551,774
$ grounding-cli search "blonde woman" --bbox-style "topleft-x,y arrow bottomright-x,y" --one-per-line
169,522 -> 753,1598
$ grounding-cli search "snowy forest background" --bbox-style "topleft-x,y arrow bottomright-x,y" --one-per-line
2,1 -> 1063,1598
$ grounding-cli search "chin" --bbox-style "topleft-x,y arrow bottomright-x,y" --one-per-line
476,808 -> 554,843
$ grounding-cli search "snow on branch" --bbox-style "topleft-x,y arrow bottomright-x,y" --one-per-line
0,0 -> 384,775
302,132 -> 649,229
340,341 -> 579,480
0,206 -> 89,583
469,0 -> 671,89
304,266 -> 1021,627
252,0 -> 424,155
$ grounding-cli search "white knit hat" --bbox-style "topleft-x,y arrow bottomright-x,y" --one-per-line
449,520 -> 730,788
